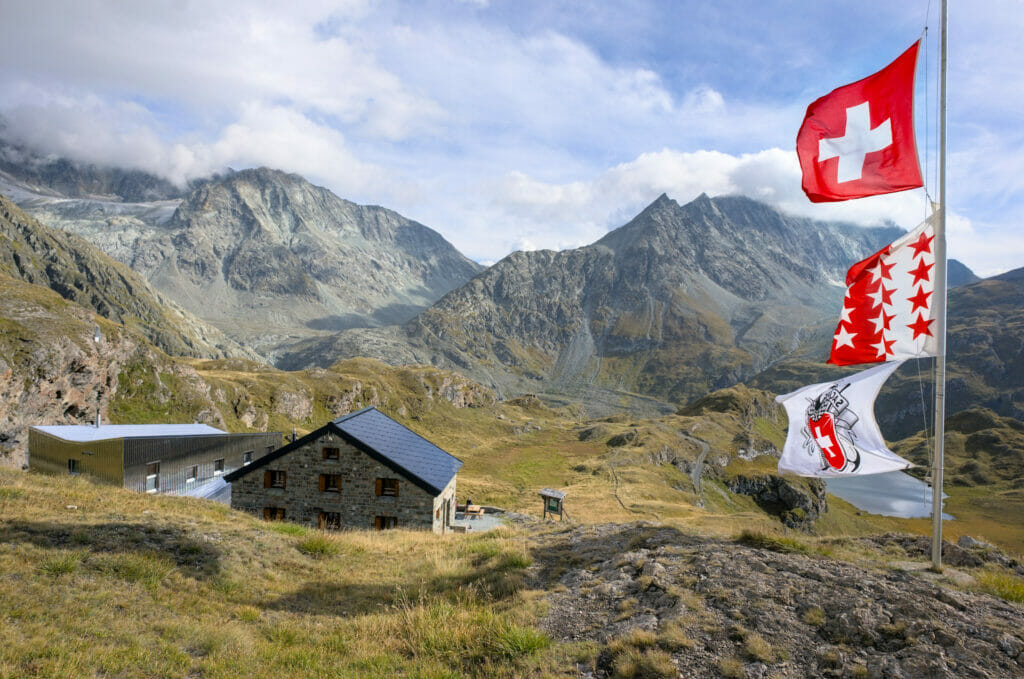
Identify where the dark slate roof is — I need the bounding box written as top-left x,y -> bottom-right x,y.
225,407 -> 462,496
332,407 -> 462,495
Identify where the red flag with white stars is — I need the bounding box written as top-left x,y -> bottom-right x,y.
828,213 -> 939,365
797,41 -> 923,203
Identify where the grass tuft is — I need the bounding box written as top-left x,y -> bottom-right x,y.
93,550 -> 174,588
296,533 -> 340,558
737,529 -> 811,555
975,569 -> 1024,603
269,522 -> 309,537
38,551 -> 83,576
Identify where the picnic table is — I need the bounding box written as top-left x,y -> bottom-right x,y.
465,504 -> 484,519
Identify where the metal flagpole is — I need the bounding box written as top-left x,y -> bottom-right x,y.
930,0 -> 949,571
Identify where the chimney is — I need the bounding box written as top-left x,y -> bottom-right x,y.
96,411 -> 102,428
291,428 -> 297,443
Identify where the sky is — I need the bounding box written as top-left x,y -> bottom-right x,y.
0,0 -> 1020,276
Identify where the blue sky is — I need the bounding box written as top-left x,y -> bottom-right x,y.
1,0 -> 1020,275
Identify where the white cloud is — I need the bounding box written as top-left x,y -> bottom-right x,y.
0,1 -> 1019,279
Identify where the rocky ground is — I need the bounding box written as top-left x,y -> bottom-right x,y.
528,523 -> 1024,678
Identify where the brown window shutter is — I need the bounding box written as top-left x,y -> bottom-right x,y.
375,478 -> 383,496
319,475 -> 326,492
263,508 -> 271,520
281,471 -> 286,489
374,516 -> 381,530
264,471 -> 271,488
318,512 -> 325,529
394,481 -> 399,498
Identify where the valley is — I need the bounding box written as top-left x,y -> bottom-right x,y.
0,147 -> 1022,678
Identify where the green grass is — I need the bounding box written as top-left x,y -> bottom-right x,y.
296,534 -> 341,558
975,569 -> 1024,603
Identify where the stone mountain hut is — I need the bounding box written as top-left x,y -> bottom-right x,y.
225,406 -> 462,534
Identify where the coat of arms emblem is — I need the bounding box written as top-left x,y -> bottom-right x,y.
802,381 -> 861,472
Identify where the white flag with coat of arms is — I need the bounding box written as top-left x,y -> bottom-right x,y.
775,361 -> 913,477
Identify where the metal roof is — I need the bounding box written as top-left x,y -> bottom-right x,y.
332,407 -> 462,495
225,407 -> 462,495
31,424 -> 226,443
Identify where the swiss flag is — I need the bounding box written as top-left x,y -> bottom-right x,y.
797,41 -> 923,203
828,212 -> 939,366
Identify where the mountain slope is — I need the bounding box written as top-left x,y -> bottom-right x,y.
280,194 -> 905,411
0,195 -> 255,361
5,160 -> 484,360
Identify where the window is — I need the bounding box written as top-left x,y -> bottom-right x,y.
264,470 -> 286,489
318,511 -> 342,530
319,473 -> 342,493
68,458 -> 79,474
243,451 -> 254,465
376,478 -> 399,497
145,461 -> 160,493
186,465 -> 198,483
374,516 -> 398,530
214,458 -> 225,475
263,507 -> 285,521
322,446 -> 340,461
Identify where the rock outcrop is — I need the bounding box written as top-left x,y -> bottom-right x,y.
532,523 -> 1024,679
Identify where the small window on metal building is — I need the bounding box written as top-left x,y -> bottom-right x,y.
322,446 -> 340,461
319,473 -> 342,493
243,451 -> 254,465
67,459 -> 79,475
374,516 -> 398,530
263,507 -> 285,521
264,470 -> 286,489
375,478 -> 399,497
186,465 -> 198,483
214,459 -> 225,475
145,461 -> 160,493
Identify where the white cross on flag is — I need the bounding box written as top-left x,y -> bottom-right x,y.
797,41 -> 923,202
829,212 -> 939,366
776,361 -> 912,477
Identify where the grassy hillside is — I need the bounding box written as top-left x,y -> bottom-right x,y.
3,461 -> 1024,678
0,194 -> 253,360
0,467 -> 559,678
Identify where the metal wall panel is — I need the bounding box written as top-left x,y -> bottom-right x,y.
27,429 -> 125,485
124,433 -> 281,495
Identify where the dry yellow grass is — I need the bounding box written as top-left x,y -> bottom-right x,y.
0,468 -> 559,678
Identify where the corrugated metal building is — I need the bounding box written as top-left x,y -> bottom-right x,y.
29,424 -> 282,499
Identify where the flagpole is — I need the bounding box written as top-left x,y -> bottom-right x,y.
930,0 -> 949,571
